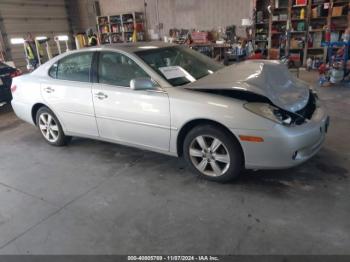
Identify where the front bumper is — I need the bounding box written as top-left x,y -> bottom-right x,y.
234,106 -> 329,170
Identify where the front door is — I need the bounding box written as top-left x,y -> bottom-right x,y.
92,51 -> 170,152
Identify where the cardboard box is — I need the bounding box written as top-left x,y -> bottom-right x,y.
332,6 -> 344,17
290,39 -> 300,49
269,48 -> 280,59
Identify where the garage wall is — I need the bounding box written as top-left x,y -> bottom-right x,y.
66,0 -> 98,34
0,0 -> 71,70
99,0 -> 254,38
0,0 -> 254,70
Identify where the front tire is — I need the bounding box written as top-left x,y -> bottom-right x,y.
36,107 -> 71,146
183,125 -> 243,182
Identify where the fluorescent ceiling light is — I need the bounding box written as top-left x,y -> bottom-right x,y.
138,46 -> 158,49
35,36 -> 47,41
10,38 -> 24,44
56,35 -> 69,41
242,18 -> 253,26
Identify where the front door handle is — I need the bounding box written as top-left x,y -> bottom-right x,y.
44,87 -> 55,93
95,92 -> 108,100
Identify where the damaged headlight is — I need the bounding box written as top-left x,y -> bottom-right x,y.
244,103 -> 292,126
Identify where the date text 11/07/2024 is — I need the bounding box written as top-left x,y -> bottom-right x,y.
127,255 -> 220,261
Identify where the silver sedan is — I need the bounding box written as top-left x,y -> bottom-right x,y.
11,42 -> 329,182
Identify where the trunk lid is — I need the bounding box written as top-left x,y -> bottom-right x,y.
186,60 -> 310,112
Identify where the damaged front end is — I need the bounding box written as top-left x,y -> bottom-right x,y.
186,88 -> 318,126
184,60 -> 318,127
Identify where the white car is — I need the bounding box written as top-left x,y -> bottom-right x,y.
11,42 -> 329,182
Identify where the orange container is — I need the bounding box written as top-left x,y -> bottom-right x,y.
332,6 -> 344,17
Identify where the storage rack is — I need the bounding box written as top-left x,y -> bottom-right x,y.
253,0 -> 271,57
253,0 -> 350,66
97,12 -> 146,44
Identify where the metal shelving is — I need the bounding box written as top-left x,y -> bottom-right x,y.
254,0 -> 350,65
96,12 -> 146,44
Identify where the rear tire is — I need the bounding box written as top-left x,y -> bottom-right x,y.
183,125 -> 243,182
36,107 -> 71,146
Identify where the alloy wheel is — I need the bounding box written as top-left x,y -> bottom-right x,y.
189,135 -> 230,177
38,113 -> 60,143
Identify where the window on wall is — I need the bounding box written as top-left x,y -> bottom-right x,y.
98,51 -> 149,87
49,52 -> 93,82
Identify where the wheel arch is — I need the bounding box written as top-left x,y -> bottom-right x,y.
31,103 -> 48,125
176,119 -> 245,163
31,103 -> 65,129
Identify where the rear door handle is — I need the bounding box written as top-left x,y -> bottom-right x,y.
95,92 -> 108,100
44,87 -> 55,93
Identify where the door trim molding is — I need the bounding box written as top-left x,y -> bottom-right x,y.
96,115 -> 173,130
62,110 -> 95,117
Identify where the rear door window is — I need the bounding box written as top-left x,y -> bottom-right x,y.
50,52 -> 93,82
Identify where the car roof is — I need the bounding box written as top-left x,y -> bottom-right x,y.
87,41 -> 177,53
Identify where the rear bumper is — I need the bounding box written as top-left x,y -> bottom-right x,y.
11,100 -> 35,125
234,106 -> 329,170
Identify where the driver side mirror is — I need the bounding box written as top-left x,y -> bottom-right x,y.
130,78 -> 159,91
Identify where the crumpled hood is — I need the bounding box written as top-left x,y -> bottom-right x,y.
186,60 -> 310,112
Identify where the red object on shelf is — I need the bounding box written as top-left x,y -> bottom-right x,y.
135,23 -> 144,31
295,0 -> 307,6
248,52 -> 264,60
325,30 -> 331,42
289,53 -> 301,62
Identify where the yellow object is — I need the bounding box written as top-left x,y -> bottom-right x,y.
75,33 -> 87,49
88,35 -> 97,46
132,29 -> 137,43
34,40 -> 45,56
25,43 -> 35,60
300,8 -> 305,19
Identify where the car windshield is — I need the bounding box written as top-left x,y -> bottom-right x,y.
135,46 -> 224,86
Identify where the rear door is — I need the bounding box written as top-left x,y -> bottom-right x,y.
91,51 -> 171,152
41,51 -> 99,137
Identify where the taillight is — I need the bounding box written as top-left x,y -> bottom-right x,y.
10,70 -> 22,78
10,84 -> 17,93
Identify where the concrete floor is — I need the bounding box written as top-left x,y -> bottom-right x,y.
0,71 -> 349,254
